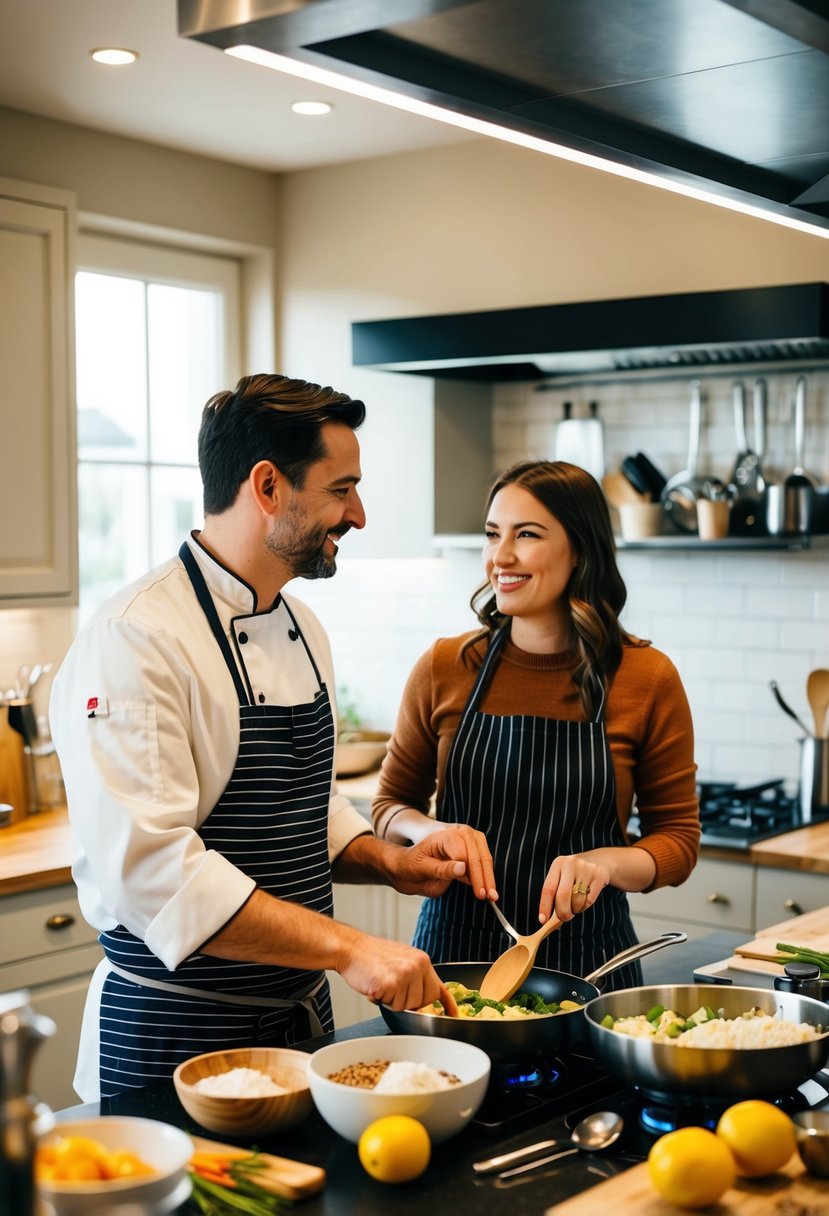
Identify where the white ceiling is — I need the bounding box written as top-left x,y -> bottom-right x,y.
0,0 -> 473,172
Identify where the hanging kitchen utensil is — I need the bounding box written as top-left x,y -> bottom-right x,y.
775,376 -> 815,536
728,377 -> 767,535
661,379 -> 706,533
807,669 -> 829,739
621,452 -> 667,501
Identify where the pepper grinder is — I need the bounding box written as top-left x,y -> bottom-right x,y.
0,990 -> 55,1216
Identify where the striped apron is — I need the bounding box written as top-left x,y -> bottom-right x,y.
413,625 -> 642,991
97,543 -> 335,1098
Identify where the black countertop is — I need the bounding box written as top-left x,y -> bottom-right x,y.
56,932 -> 747,1215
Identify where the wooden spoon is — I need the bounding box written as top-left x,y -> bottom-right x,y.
807,669 -> 829,739
478,914 -> 563,1003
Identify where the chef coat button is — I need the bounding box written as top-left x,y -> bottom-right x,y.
288,628 -> 299,641
258,693 -> 265,703
238,632 -> 248,644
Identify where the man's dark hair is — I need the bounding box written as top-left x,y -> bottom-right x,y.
198,373 -> 366,514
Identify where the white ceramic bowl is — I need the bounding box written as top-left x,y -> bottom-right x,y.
173,1045 -> 313,1136
37,1115 -> 193,1215
307,1034 -> 490,1144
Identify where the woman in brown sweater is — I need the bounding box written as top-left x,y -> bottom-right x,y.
372,460 -> 699,988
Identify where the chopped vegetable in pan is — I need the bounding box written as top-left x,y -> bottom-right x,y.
601,1004 -> 826,1047
418,982 -> 583,1019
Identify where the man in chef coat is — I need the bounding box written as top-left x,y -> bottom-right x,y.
50,373 -> 494,1101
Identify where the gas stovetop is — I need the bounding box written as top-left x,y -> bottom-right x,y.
630,778 -> 829,851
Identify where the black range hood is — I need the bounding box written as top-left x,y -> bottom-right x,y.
179,0 -> 829,235
350,282 -> 829,381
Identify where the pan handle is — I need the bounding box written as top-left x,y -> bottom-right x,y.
584,931 -> 687,986
753,377 -> 767,460
687,380 -> 702,477
732,381 -> 747,452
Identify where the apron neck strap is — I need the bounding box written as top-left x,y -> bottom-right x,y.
179,542 -> 249,707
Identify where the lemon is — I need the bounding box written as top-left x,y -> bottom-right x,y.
716,1099 -> 796,1178
357,1115 -> 431,1184
648,1126 -> 735,1208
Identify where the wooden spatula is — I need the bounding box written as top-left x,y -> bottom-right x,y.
478,915 -> 563,1003
807,668 -> 829,738
190,1135 -> 325,1200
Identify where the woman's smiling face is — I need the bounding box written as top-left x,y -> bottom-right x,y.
484,483 -> 578,629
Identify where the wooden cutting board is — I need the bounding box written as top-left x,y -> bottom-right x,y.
190,1135 -> 325,1200
734,906 -> 829,966
547,1155 -> 829,1214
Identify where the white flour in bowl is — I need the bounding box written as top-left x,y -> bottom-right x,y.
373,1061 -> 460,1094
192,1067 -> 289,1097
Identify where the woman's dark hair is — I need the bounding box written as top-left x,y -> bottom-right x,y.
198,373 -> 366,514
468,460 -> 643,719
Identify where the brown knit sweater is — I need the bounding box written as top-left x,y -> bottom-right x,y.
372,632 -> 700,890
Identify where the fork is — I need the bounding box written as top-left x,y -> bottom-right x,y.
488,899 -> 520,942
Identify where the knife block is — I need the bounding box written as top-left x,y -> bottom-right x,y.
0,706 -> 31,822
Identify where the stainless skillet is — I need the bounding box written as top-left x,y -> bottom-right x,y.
584,983 -> 829,1098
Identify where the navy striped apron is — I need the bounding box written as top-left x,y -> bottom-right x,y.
97,544 -> 335,1098
413,626 -> 642,992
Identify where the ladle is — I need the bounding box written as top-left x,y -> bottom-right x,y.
807,669 -> 829,740
478,912 -> 564,1002
473,1110 -> 624,1177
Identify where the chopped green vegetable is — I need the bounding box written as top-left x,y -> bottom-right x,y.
775,943 -> 829,976
600,1013 -> 614,1029
646,1004 -> 664,1023
665,1022 -> 682,1038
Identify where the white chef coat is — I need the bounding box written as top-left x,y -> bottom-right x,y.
50,534 -> 372,1098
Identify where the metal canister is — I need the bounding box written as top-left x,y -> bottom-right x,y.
774,962 -> 829,1002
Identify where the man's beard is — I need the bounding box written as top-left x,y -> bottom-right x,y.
265,500 -> 344,580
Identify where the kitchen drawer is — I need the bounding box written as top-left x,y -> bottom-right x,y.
0,884 -> 98,967
755,867 -> 829,927
627,858 -> 754,934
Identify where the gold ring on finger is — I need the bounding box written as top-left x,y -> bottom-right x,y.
573,880 -> 588,895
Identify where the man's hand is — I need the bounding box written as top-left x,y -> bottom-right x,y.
389,826 -> 498,901
337,934 -> 458,1015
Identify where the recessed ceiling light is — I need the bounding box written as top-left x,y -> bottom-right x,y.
91,48 -> 138,66
291,101 -> 332,116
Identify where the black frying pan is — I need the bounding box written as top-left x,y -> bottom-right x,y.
378,932 -> 685,1063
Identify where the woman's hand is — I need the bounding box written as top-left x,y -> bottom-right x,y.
538,853 -> 610,924
390,826 -> 498,900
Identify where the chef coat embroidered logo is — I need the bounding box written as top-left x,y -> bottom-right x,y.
86,695 -> 109,718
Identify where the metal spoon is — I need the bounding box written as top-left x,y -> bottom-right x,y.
770,679 -> 812,736
473,1110 -> 624,1177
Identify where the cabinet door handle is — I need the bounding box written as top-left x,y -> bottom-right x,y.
707,893 -> 731,906
784,899 -> 804,916
45,913 -> 75,931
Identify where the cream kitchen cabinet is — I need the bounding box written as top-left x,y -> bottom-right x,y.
755,867 -> 829,927
0,884 -> 101,1110
329,884 -> 423,1027
628,857 -> 755,944
0,176 -> 77,604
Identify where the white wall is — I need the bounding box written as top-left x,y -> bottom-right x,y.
280,139 -> 829,789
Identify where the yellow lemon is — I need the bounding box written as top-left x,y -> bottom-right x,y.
716,1099 -> 796,1178
357,1115 -> 431,1184
648,1126 -> 736,1208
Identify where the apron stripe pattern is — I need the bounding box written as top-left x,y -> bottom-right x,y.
97,543 -> 336,1097
413,626 -> 642,992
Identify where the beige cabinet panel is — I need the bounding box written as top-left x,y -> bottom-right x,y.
0,178 -> 76,603
627,858 -> 754,934
0,883 -> 101,1110
755,867 -> 829,928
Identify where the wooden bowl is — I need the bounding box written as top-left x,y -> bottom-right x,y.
173,1046 -> 312,1136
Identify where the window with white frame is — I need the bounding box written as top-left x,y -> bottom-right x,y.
74,233 -> 241,620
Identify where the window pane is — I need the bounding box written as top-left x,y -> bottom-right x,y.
148,284 -> 223,464
78,464 -> 149,622
150,465 -> 204,566
75,272 -> 148,461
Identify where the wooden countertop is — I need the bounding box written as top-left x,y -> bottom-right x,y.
4,779 -> 829,899
0,804 -> 73,896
